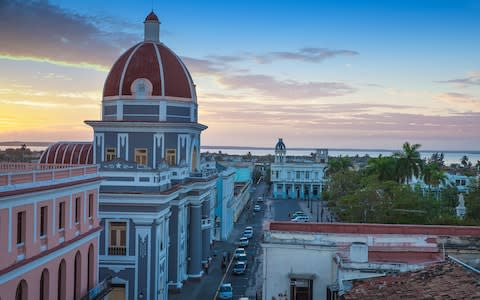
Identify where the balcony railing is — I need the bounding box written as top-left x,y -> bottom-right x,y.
81,276 -> 113,300
201,218 -> 212,229
108,246 -> 127,256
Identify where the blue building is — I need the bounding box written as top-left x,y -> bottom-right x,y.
271,138 -> 328,200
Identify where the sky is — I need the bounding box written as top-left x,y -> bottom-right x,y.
0,0 -> 479,151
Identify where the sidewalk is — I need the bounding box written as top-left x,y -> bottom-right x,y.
298,199 -> 336,222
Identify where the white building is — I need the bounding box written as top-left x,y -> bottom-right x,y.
271,138 -> 328,200
261,222 -> 480,300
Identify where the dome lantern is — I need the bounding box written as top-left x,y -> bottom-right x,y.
144,11 -> 160,42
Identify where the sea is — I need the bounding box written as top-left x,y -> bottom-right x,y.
1,145 -> 479,167
201,147 -> 480,166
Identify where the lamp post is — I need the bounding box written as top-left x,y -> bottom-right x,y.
317,199 -> 320,222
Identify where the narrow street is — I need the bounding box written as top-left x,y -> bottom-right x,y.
171,181 -> 335,299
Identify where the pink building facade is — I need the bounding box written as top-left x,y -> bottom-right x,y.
0,163 -> 102,300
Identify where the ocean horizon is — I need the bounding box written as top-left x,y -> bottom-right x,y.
1,144 -> 479,166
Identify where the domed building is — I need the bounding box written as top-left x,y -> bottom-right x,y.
271,138 -> 328,201
83,12 -> 217,300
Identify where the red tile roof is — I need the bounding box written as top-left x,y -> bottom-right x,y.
267,222 -> 480,236
344,260 -> 480,299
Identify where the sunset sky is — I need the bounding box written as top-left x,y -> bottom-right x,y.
0,0 -> 479,150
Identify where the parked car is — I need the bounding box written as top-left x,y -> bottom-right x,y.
234,247 -> 246,258
245,226 -> 253,231
291,215 -> 310,222
232,261 -> 247,275
239,237 -> 249,247
254,204 -> 261,212
219,283 -> 233,299
257,196 -> 264,202
243,229 -> 253,239
292,211 -> 306,218
236,253 -> 248,265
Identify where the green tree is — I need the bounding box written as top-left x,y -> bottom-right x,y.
327,156 -> 353,175
422,162 -> 446,200
395,142 -> 424,184
461,155 -> 470,168
366,155 -> 398,182
465,179 -> 480,223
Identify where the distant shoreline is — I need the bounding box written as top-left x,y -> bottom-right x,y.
0,141 -> 478,154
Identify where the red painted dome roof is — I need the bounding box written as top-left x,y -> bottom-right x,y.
39,142 -> 93,165
103,42 -> 194,99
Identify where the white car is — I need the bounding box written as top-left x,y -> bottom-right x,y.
257,196 -> 264,202
234,247 -> 246,258
254,205 -> 261,212
291,215 -> 309,222
243,229 -> 253,239
239,237 -> 249,247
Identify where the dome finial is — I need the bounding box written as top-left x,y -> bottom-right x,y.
144,11 -> 160,42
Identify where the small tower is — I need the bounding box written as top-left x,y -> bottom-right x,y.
316,149 -> 328,163
144,11 -> 160,42
275,138 -> 286,164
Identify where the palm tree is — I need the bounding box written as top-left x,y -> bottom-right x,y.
422,162 -> 446,199
327,156 -> 352,175
395,142 -> 424,184
461,155 -> 469,168
366,155 -> 397,182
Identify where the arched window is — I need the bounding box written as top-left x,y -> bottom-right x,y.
40,268 -> 49,300
88,244 -> 95,290
15,280 -> 28,300
74,251 -> 82,299
58,259 -> 66,300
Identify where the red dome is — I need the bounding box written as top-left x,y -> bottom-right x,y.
39,142 -> 93,165
103,42 -> 194,99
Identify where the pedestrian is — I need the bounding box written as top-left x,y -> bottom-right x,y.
204,262 -> 209,274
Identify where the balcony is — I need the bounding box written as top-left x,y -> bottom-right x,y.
108,246 -> 127,256
201,218 -> 212,229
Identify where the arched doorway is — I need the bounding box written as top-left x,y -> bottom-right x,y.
191,146 -> 197,172
87,244 -> 95,290
15,280 -> 28,300
40,268 -> 49,300
74,251 -> 82,299
57,259 -> 66,300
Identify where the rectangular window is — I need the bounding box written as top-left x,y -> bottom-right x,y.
135,148 -> 148,165
58,202 -> 65,230
75,197 -> 80,223
306,172 -> 310,179
109,222 -> 127,256
166,149 -> 176,166
296,171 -> 300,179
106,148 -> 116,161
88,194 -> 94,218
16,211 -> 26,245
40,206 -> 47,237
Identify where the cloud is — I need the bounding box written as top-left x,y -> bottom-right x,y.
254,47 -> 359,64
0,0 -> 136,71
217,74 -> 355,99
435,72 -> 480,87
435,92 -> 480,109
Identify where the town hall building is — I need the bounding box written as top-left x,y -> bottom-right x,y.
271,138 -> 328,200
